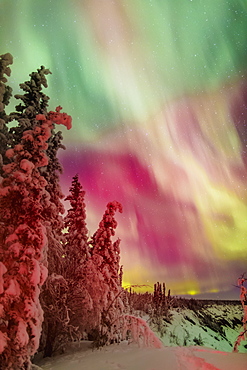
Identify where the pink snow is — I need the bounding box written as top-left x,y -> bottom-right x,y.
0,331 -> 8,354
20,159 -> 35,173
0,262 -> 7,294
9,242 -> 22,257
5,148 -> 15,158
16,319 -> 29,347
24,299 -> 38,319
0,185 -> 10,196
30,259 -> 41,285
2,162 -> 17,174
5,278 -> 21,297
5,233 -> 18,244
39,265 -> 48,286
13,170 -> 28,182
47,106 -> 72,130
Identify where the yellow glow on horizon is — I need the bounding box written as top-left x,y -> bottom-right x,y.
187,290 -> 199,296
209,288 -> 219,294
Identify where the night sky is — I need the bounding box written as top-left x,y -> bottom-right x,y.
1,0 -> 247,298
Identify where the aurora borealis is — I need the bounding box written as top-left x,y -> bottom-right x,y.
1,0 -> 247,298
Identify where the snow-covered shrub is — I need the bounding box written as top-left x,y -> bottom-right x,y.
121,314 -> 163,349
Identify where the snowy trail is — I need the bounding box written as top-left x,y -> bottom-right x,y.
35,341 -> 247,370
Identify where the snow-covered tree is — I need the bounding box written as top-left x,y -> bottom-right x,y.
0,55 -> 72,366
90,201 -> 124,346
38,108 -> 72,358
60,174 -> 91,339
64,174 -> 89,276
0,59 -> 72,358
37,117 -> 73,356
91,201 -> 123,279
0,107 -> 70,369
40,106 -> 71,277
62,179 -> 116,342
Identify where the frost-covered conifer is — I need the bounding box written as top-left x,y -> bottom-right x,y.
0,107 -> 70,369
91,201 -> 124,345
38,109 -> 71,357
64,174 -> 89,276
33,109 -> 72,358
38,151 -> 68,356
40,127 -> 66,275
91,201 -> 123,277
61,174 -> 91,337
0,56 -> 72,367
0,61 -> 72,358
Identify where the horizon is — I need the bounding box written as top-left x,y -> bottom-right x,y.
121,283 -> 243,301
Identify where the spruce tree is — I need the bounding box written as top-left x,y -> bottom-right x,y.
38,112 -> 71,357
36,108 -> 72,358
0,57 -> 72,365
64,174 -> 89,276
5,58 -> 72,357
91,201 -> 124,345
0,108 -> 59,369
62,174 -> 91,338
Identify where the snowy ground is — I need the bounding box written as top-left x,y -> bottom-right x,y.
34,302 -> 247,369
34,340 -> 247,370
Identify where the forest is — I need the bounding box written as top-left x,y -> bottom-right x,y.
0,53 -> 165,369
